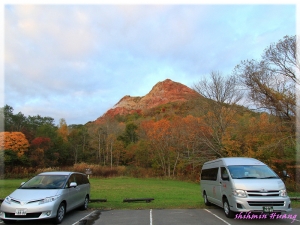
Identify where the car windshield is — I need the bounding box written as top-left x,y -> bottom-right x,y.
227,165 -> 279,179
20,175 -> 68,189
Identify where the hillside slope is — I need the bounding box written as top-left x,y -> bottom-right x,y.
94,79 -> 202,123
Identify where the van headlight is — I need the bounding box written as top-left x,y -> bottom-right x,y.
279,189 -> 287,197
39,196 -> 59,205
233,189 -> 247,198
4,196 -> 11,204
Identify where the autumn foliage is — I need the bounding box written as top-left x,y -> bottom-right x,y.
0,132 -> 30,157
0,101 -> 296,186
0,35 -> 297,190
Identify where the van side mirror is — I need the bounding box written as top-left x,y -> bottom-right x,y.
69,182 -> 77,188
222,173 -> 229,180
282,170 -> 290,178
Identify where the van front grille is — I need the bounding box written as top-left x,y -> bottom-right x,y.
246,190 -> 279,197
247,201 -> 284,206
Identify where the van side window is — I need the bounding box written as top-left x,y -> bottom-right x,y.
221,167 -> 229,180
201,168 -> 219,180
76,174 -> 85,185
81,174 -> 90,184
67,174 -> 76,188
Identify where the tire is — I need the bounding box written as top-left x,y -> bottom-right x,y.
223,198 -> 235,218
54,202 -> 66,224
80,195 -> 89,210
203,192 -> 211,206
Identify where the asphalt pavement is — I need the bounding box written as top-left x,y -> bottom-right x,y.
1,208 -> 300,225
92,208 -> 300,225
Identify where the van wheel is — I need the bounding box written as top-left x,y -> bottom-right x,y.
80,195 -> 89,210
223,198 -> 235,218
203,192 -> 211,206
54,202 -> 65,224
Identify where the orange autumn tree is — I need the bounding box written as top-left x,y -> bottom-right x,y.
222,113 -> 294,163
141,119 -> 172,176
141,115 -> 213,177
57,118 -> 68,142
0,132 -> 30,157
202,106 -> 238,157
180,115 -> 214,171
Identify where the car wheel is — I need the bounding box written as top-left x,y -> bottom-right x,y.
203,192 -> 211,206
223,198 -> 235,218
54,202 -> 66,224
80,195 -> 89,210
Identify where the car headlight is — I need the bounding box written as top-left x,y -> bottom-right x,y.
233,189 -> 247,198
279,189 -> 287,197
39,196 -> 59,205
4,196 -> 11,204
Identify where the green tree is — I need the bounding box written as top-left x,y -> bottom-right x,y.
0,105 -> 14,131
118,123 -> 138,147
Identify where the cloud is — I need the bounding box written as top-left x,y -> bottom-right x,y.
4,4 -> 296,124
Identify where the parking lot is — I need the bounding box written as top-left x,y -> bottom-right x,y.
90,208 -> 300,225
2,208 -> 300,225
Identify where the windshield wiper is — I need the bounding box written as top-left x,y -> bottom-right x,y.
236,176 -> 258,179
20,186 -> 42,189
260,176 -> 278,179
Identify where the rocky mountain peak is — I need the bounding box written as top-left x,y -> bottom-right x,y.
94,79 -> 201,123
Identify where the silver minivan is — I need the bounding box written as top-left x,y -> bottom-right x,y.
200,157 -> 291,218
0,171 -> 90,224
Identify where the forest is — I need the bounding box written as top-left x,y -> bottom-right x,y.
0,35 -> 298,189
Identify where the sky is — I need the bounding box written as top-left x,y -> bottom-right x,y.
1,1 -> 297,125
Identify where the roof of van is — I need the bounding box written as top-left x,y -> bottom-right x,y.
203,157 -> 265,166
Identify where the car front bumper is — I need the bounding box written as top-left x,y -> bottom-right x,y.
0,200 -> 59,221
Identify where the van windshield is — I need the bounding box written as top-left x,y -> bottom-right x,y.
20,175 -> 68,189
227,165 -> 279,179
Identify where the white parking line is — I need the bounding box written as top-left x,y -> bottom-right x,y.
204,209 -> 231,225
71,210 -> 97,225
150,209 -> 153,225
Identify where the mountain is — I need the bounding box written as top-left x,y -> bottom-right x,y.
94,79 -> 202,124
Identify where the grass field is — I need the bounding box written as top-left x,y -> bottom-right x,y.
0,177 -> 299,209
0,177 -> 203,210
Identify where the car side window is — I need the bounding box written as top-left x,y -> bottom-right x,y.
75,174 -> 83,185
82,174 -> 89,184
67,174 -> 76,188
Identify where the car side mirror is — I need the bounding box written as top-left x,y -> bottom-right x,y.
69,182 -> 77,188
282,170 -> 290,178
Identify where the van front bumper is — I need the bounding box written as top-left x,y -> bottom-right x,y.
230,196 -> 292,213
0,200 -> 59,221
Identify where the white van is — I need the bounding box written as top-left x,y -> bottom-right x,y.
200,157 -> 291,218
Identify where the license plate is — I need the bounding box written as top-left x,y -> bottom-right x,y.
263,206 -> 273,213
15,209 -> 27,215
